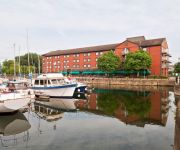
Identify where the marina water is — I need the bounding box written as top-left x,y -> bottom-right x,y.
0,86 -> 177,150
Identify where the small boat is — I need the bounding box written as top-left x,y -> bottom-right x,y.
0,92 -> 31,113
7,80 -> 34,98
31,73 -> 77,98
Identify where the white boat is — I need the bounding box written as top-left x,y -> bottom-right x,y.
31,73 -> 77,98
7,80 -> 34,98
0,92 -> 31,113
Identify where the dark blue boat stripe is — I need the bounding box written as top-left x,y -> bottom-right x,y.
32,84 -> 77,90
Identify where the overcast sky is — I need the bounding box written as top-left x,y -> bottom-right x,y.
0,0 -> 179,63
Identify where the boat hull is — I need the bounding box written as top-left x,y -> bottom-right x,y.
0,98 -> 30,113
32,84 -> 77,98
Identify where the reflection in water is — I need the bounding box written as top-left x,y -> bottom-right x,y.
174,95 -> 180,150
0,87 -> 175,150
0,111 -> 31,148
33,98 -> 77,122
76,88 -> 170,127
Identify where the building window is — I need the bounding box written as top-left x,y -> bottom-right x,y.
87,58 -> 91,62
122,48 -> 129,55
143,48 -> 147,51
84,59 -> 87,62
64,55 -> 69,58
73,54 -> 79,57
100,52 -> 103,55
88,53 -> 90,56
88,64 -> 91,68
73,59 -> 79,62
84,64 -> 87,68
96,52 -> 99,56
96,58 -> 98,62
84,53 -> 87,56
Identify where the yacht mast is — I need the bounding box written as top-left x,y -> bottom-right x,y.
38,55 -> 41,75
13,43 -> 16,78
19,46 -> 21,77
26,29 -> 30,75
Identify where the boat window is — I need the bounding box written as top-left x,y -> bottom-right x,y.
51,79 -> 58,84
48,80 -> 51,85
40,80 -> 44,85
35,80 -> 39,85
44,80 -> 47,85
58,79 -> 64,84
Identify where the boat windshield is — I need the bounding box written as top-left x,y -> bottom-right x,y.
51,79 -> 58,85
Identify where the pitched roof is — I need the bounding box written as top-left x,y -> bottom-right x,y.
140,38 -> 165,47
127,36 -> 145,43
42,36 -> 166,57
43,43 -> 120,56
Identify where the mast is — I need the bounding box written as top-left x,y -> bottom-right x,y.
19,46 -> 21,77
38,55 -> 40,75
13,43 -> 16,78
26,29 -> 30,75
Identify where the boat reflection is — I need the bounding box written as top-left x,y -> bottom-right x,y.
33,98 -> 77,122
75,88 -> 170,127
0,111 -> 31,148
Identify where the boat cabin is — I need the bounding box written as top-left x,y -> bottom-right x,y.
7,81 -> 29,92
34,78 -> 70,87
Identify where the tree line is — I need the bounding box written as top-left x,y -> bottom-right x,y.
97,50 -> 152,76
1,53 -> 42,75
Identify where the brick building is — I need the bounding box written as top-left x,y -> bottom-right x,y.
42,36 -> 171,76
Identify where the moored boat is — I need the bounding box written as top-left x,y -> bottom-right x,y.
0,92 -> 31,113
31,73 -> 77,98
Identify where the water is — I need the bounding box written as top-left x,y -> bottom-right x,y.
0,86 -> 178,150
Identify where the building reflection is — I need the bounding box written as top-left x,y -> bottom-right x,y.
174,95 -> 180,150
75,88 -> 170,127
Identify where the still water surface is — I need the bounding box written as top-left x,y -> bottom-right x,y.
0,86 -> 178,150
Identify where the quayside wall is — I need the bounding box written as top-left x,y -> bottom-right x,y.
76,77 -> 175,86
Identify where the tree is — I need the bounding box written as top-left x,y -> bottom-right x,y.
15,53 -> 42,73
97,51 -> 121,73
2,53 -> 41,75
174,62 -> 180,73
124,50 -> 152,76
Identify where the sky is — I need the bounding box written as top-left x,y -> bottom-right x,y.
0,0 -> 179,63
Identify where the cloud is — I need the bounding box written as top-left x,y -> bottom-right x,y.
0,0 -> 179,63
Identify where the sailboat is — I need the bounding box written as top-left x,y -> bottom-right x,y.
0,44 -> 31,113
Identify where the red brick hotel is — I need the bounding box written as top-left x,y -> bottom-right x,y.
42,36 -> 171,76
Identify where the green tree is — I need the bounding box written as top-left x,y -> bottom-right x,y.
97,51 -> 121,73
174,62 -> 180,73
15,53 -> 42,73
2,52 -> 41,75
124,50 -> 152,76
